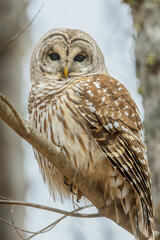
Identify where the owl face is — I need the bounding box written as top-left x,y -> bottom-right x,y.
31,29 -> 107,81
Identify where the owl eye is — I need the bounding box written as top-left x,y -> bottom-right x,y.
48,52 -> 60,61
74,54 -> 86,62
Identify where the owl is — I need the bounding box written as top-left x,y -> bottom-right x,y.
28,28 -> 154,240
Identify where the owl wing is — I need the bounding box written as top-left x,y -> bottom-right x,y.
72,74 -> 153,219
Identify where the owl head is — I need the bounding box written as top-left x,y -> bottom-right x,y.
31,28 -> 107,81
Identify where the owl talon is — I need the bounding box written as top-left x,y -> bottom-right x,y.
64,178 -> 79,195
64,177 -> 71,187
64,179 -> 82,201
70,183 -> 77,195
77,189 -> 82,202
70,183 -> 83,202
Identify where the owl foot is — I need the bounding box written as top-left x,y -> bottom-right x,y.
70,183 -> 83,202
63,177 -> 83,202
64,177 -> 71,187
77,189 -> 83,202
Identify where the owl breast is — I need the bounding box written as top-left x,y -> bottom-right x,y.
28,75 -> 154,239
28,79 -> 106,198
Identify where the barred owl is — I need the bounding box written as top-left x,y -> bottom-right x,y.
28,28 -> 154,240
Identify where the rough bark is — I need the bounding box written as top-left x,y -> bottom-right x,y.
123,0 -> 160,233
0,1 -> 30,239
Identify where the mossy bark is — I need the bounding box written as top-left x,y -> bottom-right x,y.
123,0 -> 160,231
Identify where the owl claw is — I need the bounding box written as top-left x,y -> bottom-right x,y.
64,178 -> 79,195
64,177 -> 71,187
77,189 -> 83,202
70,183 -> 77,195
70,185 -> 83,202
64,179 -> 82,202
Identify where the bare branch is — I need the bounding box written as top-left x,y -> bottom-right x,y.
0,217 -> 36,235
10,206 -> 25,240
0,200 -> 92,240
26,216 -> 66,240
26,204 -> 92,240
0,200 -> 99,218
0,93 -> 140,237
0,3 -> 44,54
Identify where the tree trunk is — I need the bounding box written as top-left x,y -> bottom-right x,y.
0,1 -> 30,239
123,0 -> 160,231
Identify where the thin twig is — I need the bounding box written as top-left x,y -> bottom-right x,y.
26,204 -> 91,240
0,217 -> 36,235
0,200 -> 100,218
10,206 -> 25,240
26,215 -> 66,240
0,202 -> 93,240
0,195 -> 9,200
0,3 -> 44,54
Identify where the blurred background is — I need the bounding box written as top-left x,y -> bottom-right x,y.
1,0 -> 159,240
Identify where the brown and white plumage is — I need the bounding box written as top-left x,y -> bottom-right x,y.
28,28 -> 154,239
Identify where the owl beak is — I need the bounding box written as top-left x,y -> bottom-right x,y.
64,65 -> 68,78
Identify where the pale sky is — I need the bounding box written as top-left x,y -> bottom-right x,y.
22,0 -> 141,239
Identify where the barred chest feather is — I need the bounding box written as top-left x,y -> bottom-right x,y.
28,75 -> 154,239
28,77 -> 108,198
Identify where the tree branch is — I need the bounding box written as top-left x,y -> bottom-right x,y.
0,3 -> 44,54
0,200 -> 99,218
25,204 -> 94,240
0,201 -> 92,240
123,0 -> 160,235
0,93 -> 150,239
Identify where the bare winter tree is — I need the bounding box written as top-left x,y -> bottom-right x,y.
0,0 -> 30,239
123,0 -> 160,230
